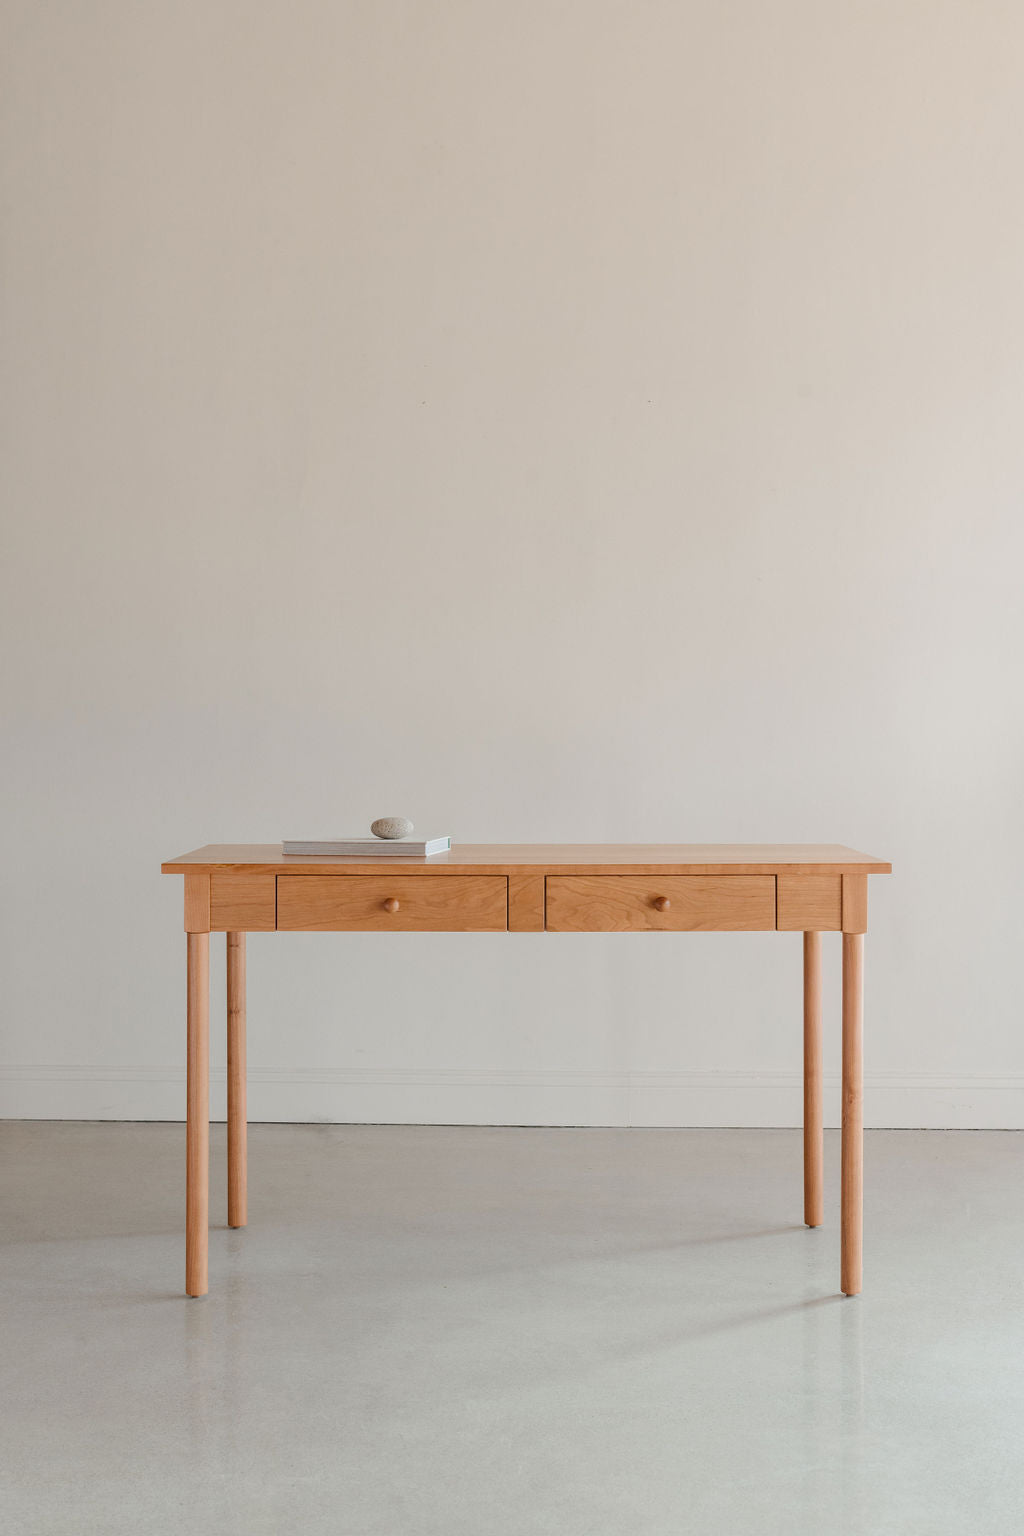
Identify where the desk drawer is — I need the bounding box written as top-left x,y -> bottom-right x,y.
545,875 -> 776,932
276,875 -> 508,932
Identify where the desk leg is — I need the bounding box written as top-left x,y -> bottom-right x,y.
803,933 -> 823,1227
186,932 -> 209,1297
841,933 -> 864,1296
227,932 -> 247,1229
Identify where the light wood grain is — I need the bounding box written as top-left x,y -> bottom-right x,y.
277,875 -> 508,932
227,932 -> 247,1229
803,932 -> 823,1227
164,843 -> 892,876
842,874 -> 868,933
508,872 -> 545,932
545,876 -> 776,932
168,838 -> 889,1297
841,932 -> 864,1296
211,874 -> 275,932
778,876 -> 841,932
186,932 -> 209,1297
184,873 -> 210,933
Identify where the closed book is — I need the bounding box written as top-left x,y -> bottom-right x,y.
282,837 -> 451,857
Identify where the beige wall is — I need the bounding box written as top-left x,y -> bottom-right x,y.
3,2 -> 1023,1126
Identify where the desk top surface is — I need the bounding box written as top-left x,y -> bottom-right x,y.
163,844 -> 891,876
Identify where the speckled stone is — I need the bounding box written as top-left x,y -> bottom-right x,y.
370,816 -> 414,840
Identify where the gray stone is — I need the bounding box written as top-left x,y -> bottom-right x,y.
371,816 -> 414,840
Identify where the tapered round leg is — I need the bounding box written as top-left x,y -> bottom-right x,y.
841,933 -> 864,1296
186,932 -> 210,1297
227,932 -> 247,1229
803,932 -> 823,1227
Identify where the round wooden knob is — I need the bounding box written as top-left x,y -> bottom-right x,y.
383,897 -> 400,913
652,895 -> 671,912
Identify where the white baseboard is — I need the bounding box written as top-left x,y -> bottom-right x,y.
1,1065 -> 1023,1128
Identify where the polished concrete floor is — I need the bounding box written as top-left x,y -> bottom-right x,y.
2,1123 -> 1023,1534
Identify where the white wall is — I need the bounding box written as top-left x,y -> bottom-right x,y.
3,1 -> 1023,1128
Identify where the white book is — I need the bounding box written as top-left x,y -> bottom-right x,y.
282,837 -> 451,857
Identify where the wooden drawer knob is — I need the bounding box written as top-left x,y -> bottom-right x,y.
652,895 -> 671,912
383,897 -> 400,913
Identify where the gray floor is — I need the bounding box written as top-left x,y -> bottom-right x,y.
3,1124 -> 1023,1535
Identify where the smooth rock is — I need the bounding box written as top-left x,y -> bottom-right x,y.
371,816 -> 414,840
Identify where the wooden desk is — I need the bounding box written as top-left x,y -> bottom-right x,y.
162,844 -> 891,1299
